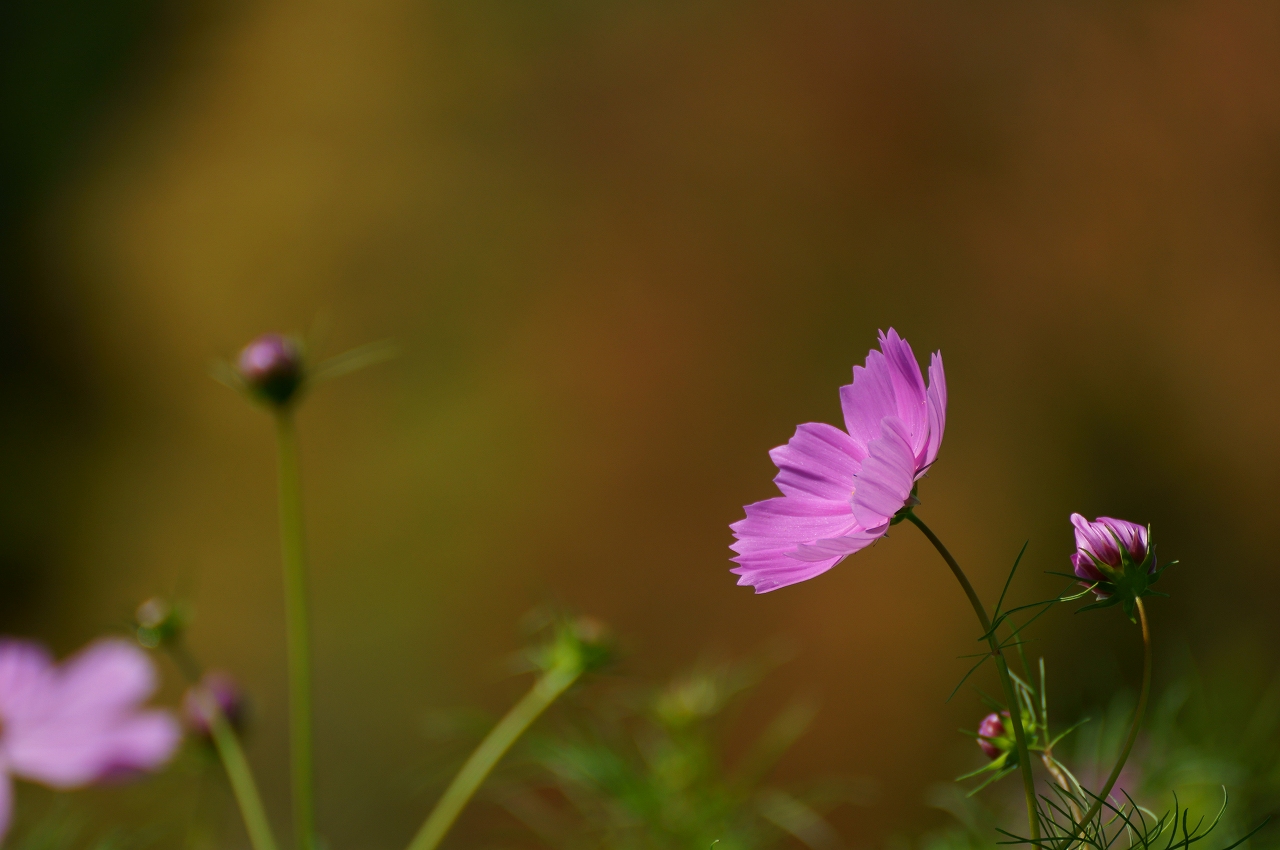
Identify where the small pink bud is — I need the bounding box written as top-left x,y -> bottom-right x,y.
237,334 -> 303,405
977,711 -> 1010,760
183,671 -> 246,736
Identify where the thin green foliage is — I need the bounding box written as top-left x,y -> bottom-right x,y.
946,543 -> 1079,705
996,786 -> 1268,850
946,664 -> 1277,850
494,656 -> 855,850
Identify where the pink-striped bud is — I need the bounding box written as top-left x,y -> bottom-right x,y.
977,711 -> 1011,760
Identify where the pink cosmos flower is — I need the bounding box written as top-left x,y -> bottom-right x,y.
1069,513 -> 1150,594
730,329 -> 946,592
0,638 -> 181,839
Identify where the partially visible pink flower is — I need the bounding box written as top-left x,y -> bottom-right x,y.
730,329 -> 946,592
0,638 -> 181,840
1070,514 -> 1150,592
977,711 -> 1010,760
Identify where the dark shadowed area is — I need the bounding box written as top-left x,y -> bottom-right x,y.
5,0 -> 1280,845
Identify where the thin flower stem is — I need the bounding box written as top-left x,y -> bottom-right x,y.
1059,596 -> 1152,847
167,644 -> 280,850
275,410 -> 316,850
208,703 -> 282,850
405,665 -> 581,850
904,511 -> 1040,843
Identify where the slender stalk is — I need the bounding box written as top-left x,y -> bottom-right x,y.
1038,659 -> 1082,821
405,666 -> 580,850
1040,754 -> 1071,794
1060,597 -> 1152,846
1041,754 -> 1083,824
208,702 -> 282,850
904,511 -> 1040,842
275,410 -> 316,850
168,644 -> 281,850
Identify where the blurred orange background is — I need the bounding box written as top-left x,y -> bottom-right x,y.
5,0 -> 1280,845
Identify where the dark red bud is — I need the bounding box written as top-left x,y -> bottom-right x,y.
977,711 -> 1010,760
184,671 -> 246,736
237,334 -> 303,405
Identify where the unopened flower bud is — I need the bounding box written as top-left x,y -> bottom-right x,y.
534,615 -> 614,676
1069,513 -> 1165,617
183,671 -> 246,736
134,597 -> 187,649
655,673 -> 721,728
1070,514 -> 1148,580
237,334 -> 304,406
977,711 -> 1011,760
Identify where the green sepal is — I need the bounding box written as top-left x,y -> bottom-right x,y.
965,765 -> 1019,797
889,487 -> 921,526
1074,594 -> 1121,615
956,750 -> 1013,782
530,615 -> 614,677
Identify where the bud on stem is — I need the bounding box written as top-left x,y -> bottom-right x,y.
237,334 -> 305,407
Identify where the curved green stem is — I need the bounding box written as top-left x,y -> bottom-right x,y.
1061,596 -> 1151,846
167,644 -> 280,850
208,702 -> 282,850
405,666 -> 580,850
275,410 -> 316,850
904,511 -> 1040,843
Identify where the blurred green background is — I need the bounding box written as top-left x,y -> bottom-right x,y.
5,0 -> 1280,846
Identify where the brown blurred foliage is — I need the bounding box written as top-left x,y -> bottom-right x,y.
6,0 -> 1280,845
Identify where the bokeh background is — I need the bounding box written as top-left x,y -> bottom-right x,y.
6,0 -> 1280,845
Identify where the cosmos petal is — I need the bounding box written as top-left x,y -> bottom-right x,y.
0,641 -> 55,726
769,423 -> 865,500
791,529 -> 885,561
1070,512 -> 1122,568
1095,516 -> 1148,564
731,549 -> 846,593
839,351 -> 899,454
922,351 -> 947,471
3,640 -> 179,788
851,417 -> 916,529
878,329 -> 929,457
730,496 -> 858,552
57,639 -> 158,716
